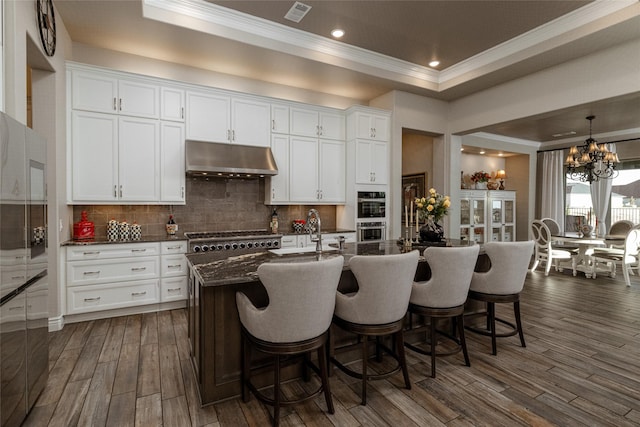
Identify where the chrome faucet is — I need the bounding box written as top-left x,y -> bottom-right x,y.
307,208 -> 322,253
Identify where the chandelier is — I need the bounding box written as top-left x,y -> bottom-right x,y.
565,115 -> 619,183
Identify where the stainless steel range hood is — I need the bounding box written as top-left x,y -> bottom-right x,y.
185,140 -> 278,177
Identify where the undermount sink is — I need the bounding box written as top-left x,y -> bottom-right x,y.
269,245 -> 340,256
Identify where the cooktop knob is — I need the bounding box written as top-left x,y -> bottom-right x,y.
193,246 -> 201,252
231,243 -> 238,249
216,244 -> 224,250
266,241 -> 272,247
272,241 -> 279,247
239,243 -> 246,249
224,243 -> 231,250
201,245 -> 209,252
247,242 -> 253,248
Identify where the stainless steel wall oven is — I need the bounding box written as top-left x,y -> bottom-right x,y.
357,221 -> 386,242
357,191 -> 386,219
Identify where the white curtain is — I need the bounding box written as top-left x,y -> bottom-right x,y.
590,144 -> 616,237
541,151 -> 566,233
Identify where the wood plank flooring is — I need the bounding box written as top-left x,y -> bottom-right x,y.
24,268 -> 640,426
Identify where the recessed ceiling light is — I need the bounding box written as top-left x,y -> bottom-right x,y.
428,60 -> 440,68
498,153 -> 503,157
479,150 -> 486,155
460,148 -> 464,151
331,29 -> 344,38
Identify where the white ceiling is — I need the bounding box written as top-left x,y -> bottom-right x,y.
54,0 -> 640,145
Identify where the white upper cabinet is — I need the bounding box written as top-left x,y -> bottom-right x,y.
185,90 -> 230,143
355,140 -> 388,185
231,97 -> 271,147
290,106 -> 345,140
266,134 -> 290,204
70,111 -> 160,203
346,107 -> 390,142
71,69 -> 159,119
161,87 -> 185,122
318,139 -> 346,202
186,90 -> 270,147
160,122 -> 186,203
271,104 -> 290,134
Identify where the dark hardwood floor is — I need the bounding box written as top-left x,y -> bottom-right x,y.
24,267 -> 640,426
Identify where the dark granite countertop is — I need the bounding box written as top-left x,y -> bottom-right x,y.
62,234 -> 188,246
187,239 -> 476,287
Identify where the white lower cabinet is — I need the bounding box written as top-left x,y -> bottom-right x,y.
66,241 -> 188,315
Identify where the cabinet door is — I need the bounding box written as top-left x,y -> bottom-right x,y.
71,70 -> 118,114
371,114 -> 389,141
318,111 -> 345,140
160,122 -> 185,203
118,79 -> 160,119
186,91 -> 230,142
118,117 -> 159,202
370,141 -> 388,184
355,140 -> 373,184
354,112 -> 374,139
71,111 -> 118,201
268,134 -> 290,203
289,136 -> 318,202
161,87 -> 185,122
319,139 -> 345,203
231,97 -> 270,147
290,107 -> 318,137
271,104 -> 289,134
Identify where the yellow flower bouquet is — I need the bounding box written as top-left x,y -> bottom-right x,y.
415,188 -> 451,224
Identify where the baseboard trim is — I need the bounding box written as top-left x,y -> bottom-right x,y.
62,300 -> 186,325
49,315 -> 65,332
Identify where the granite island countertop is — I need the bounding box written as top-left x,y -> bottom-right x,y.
187,239 -> 477,287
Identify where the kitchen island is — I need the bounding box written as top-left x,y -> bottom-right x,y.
186,240 -> 480,405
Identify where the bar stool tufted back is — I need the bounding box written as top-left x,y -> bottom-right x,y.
467,241 -> 534,355
331,250 -> 419,405
405,245 -> 480,378
236,255 -> 344,426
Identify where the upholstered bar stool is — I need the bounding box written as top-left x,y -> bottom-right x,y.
405,244 -> 480,378
330,251 -> 419,405
236,255 -> 344,426
466,241 -> 534,355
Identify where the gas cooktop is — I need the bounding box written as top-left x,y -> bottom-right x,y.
185,230 -> 282,252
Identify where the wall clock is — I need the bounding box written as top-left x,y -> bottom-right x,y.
36,0 -> 56,57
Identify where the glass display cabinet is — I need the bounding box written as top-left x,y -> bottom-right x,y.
460,190 -> 486,243
489,191 -> 516,242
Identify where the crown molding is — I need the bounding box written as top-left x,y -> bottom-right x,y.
143,0 -> 636,93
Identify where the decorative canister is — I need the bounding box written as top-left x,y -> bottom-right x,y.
107,218 -> 119,241
119,220 -> 130,240
166,215 -> 178,235
73,211 -> 95,240
131,222 -> 142,240
292,219 -> 305,233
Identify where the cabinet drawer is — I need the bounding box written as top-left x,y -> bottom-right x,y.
161,277 -> 188,302
67,279 -> 160,314
67,256 -> 159,286
161,254 -> 187,277
66,243 -> 160,261
161,241 -> 187,254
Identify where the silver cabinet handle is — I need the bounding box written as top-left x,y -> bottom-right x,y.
83,271 -> 100,275
119,185 -> 123,198
272,188 -> 275,199
131,267 -> 147,271
167,264 -> 182,268
119,98 -> 123,111
181,186 -> 184,198
232,130 -> 235,141
167,288 -> 181,292
227,129 -> 230,141
166,245 -> 182,250
371,128 -> 374,138
84,297 -> 101,302
9,306 -> 24,311
83,251 -> 100,255
131,291 -> 147,296
114,185 -> 117,198
181,107 -> 184,119
131,248 -> 147,252
113,98 -> 117,111
271,119 -> 275,130
11,275 -> 25,280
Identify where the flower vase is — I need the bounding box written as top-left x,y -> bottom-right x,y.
419,218 -> 444,243
475,181 -> 487,190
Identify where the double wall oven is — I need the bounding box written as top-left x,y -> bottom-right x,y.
356,191 -> 387,242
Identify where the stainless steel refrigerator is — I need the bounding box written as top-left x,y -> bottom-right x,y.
0,112 -> 49,427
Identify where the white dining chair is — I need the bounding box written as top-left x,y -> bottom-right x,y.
531,220 -> 577,276
590,228 -> 640,287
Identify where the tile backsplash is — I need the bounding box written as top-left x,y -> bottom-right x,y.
72,177 -> 337,238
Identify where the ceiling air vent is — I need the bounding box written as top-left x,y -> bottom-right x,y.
285,1 -> 311,23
